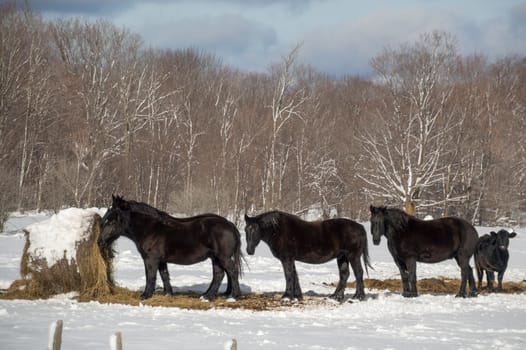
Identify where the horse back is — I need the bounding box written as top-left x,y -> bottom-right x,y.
275,215 -> 366,263
141,214 -> 239,264
400,216 -> 478,262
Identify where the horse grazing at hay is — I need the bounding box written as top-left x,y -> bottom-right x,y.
244,211 -> 372,301
98,195 -> 243,300
369,206 -> 478,298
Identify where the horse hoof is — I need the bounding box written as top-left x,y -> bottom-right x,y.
402,292 -> 418,298
455,293 -> 466,298
352,293 -> 366,301
281,296 -> 301,302
200,295 -> 215,302
330,293 -> 344,302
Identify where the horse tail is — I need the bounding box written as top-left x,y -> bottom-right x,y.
230,222 -> 246,278
361,224 -> 373,277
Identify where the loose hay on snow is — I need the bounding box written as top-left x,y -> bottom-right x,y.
346,278 -> 526,295
3,210 -> 114,300
78,286 -> 324,311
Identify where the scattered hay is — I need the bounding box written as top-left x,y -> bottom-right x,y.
78,286 -> 318,311
347,278 -> 526,295
2,211 -> 114,299
3,277 -> 525,310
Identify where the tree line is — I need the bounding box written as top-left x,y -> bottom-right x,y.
1,3 -> 525,228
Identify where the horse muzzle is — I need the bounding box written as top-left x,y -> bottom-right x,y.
373,237 -> 381,246
246,246 -> 255,255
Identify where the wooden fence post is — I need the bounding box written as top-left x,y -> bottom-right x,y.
110,331 -> 123,350
47,320 -> 63,350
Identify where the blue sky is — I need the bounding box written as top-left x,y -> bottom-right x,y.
26,0 -> 526,76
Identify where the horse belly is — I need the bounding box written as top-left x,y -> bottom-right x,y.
297,250 -> 336,264
165,247 -> 209,265
417,249 -> 452,263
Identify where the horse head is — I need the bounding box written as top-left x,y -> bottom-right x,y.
98,206 -> 129,248
111,194 -> 130,210
369,205 -> 387,245
244,214 -> 262,255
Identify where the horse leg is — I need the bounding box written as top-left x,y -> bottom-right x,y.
158,261 -> 173,295
455,255 -> 476,297
350,254 -> 366,300
404,257 -> 418,298
291,262 -> 302,300
141,257 -> 159,299
281,259 -> 302,300
475,263 -> 484,290
394,258 -> 410,296
222,273 -> 232,297
331,256 -> 349,302
220,257 -> 241,299
202,258 -> 225,301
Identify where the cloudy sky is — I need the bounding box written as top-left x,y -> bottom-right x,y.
27,0 -> 526,76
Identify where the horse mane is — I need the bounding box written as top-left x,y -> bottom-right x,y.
385,207 -> 412,233
254,211 -> 281,235
114,196 -> 173,221
113,196 -> 223,223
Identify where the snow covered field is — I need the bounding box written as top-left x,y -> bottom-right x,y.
1,211 -> 526,349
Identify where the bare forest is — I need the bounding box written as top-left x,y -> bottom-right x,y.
1,4 -> 525,228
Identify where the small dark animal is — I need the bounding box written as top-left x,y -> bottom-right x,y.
474,229 -> 516,292
244,211 -> 372,301
98,195 -> 243,300
369,206 -> 478,298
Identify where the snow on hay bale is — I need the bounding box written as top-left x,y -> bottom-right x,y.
12,208 -> 114,299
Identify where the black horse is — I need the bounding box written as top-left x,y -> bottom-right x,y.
369,206 -> 478,297
244,211 -> 371,301
98,195 -> 243,300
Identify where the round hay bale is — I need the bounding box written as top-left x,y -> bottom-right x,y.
10,208 -> 114,299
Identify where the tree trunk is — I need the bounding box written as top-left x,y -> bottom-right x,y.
404,196 -> 416,216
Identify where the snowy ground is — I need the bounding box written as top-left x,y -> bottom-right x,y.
1,211 -> 526,349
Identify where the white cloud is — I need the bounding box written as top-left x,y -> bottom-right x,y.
33,0 -> 526,76
300,4 -> 526,76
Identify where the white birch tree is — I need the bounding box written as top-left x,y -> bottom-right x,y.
50,19 -> 151,206
263,44 -> 309,209
357,31 -> 460,214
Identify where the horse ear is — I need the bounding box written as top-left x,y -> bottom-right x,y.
244,214 -> 252,222
113,195 -> 129,210
369,205 -> 375,213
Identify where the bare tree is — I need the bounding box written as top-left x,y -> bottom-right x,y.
262,44 -> 309,209
50,19 -> 145,206
208,68 -> 243,214
357,31 -> 460,214
0,4 -> 54,211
